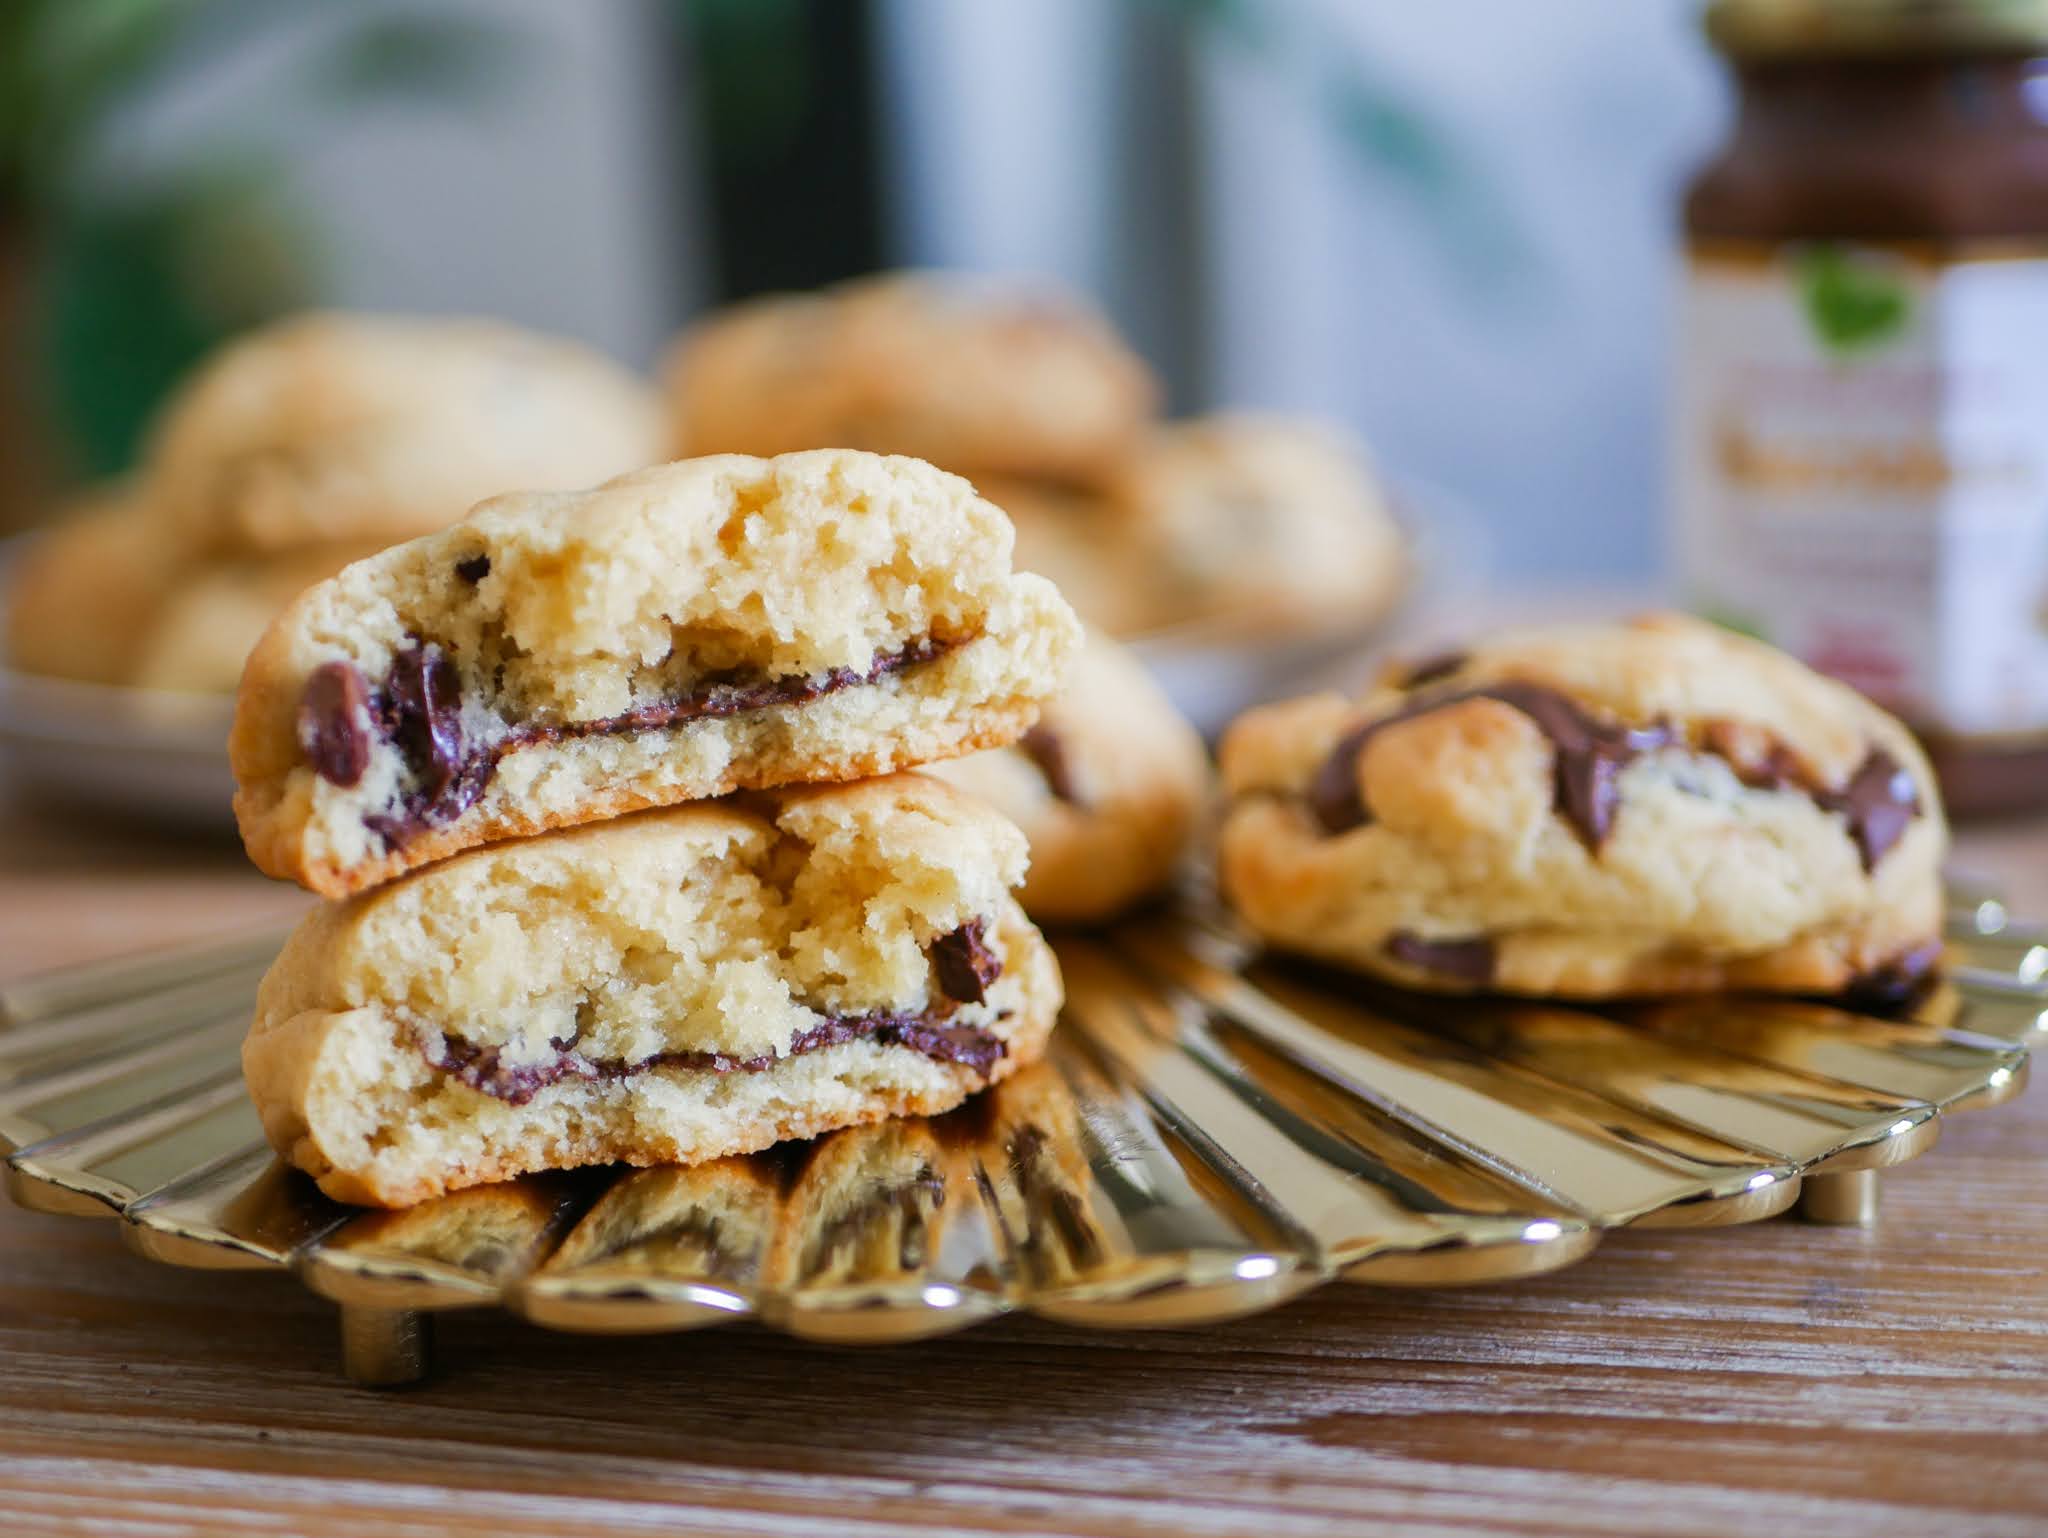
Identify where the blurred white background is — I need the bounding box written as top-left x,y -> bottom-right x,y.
24,0 -> 1731,580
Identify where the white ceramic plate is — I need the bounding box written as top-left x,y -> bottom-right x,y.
0,663 -> 237,830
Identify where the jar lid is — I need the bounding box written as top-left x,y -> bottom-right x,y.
1707,0 -> 2048,54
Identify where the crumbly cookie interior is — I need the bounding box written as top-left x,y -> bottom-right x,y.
257,788 -> 1026,1073
243,783 -> 1063,1207
290,452 -> 1017,724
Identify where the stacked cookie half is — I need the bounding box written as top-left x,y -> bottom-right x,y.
233,449 -> 1081,1206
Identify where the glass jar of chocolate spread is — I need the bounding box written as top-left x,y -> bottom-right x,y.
1674,0 -> 2048,815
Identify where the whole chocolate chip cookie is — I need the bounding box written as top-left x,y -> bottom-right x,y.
665,272 -> 1158,484
1109,414 -> 1408,636
148,312 -> 666,554
927,630 -> 1210,923
230,449 -> 1082,897
242,774 -> 1063,1207
1218,613 -> 1946,999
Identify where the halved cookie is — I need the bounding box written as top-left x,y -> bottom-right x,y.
243,775 -> 1063,1207
231,449 -> 1082,896
1219,613 -> 1947,999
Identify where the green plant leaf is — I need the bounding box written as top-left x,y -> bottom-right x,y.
37,167 -> 318,475
1796,245 -> 1912,355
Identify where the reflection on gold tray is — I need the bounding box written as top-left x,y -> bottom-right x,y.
2,896 -> 2040,1387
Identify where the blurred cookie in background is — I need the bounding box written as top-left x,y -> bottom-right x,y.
4,312 -> 666,696
147,312 -> 668,553
1111,414 -> 1407,638
3,488 -> 172,687
131,542 -> 390,695
928,630 -> 1210,924
668,275 -> 1409,651
665,271 -> 1159,484
983,417 -> 1408,645
974,478 -> 1165,640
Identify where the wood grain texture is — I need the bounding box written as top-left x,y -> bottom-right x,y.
4,791 -> 2047,1537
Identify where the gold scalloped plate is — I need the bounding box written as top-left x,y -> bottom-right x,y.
2,900 -> 2039,1385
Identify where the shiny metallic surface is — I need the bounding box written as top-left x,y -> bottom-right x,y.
1,898 -> 2035,1383
1800,1168 -> 1883,1226
339,1304 -> 432,1388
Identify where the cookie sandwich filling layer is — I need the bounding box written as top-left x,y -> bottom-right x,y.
297,626 -> 966,854
416,917 -> 1012,1105
253,789 -> 1031,1097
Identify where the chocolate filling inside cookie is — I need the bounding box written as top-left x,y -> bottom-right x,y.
930,917 -> 1002,1004
414,919 -> 1009,1106
1384,930 -> 1497,985
423,1009 -> 1009,1106
1307,682 -> 1920,868
296,635 -> 958,850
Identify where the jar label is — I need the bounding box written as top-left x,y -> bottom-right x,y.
1674,241 -> 2048,736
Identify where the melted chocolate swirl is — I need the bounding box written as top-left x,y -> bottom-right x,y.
1308,680 -> 1922,869
1384,931 -> 1496,985
302,635 -> 958,851
1309,681 -> 1675,849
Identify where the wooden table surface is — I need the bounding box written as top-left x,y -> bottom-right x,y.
4,790 -> 2047,1538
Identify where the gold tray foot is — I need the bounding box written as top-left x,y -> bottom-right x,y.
1799,1169 -> 1880,1227
340,1304 -> 431,1387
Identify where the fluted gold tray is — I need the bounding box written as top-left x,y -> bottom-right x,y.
4,893 -> 2040,1387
